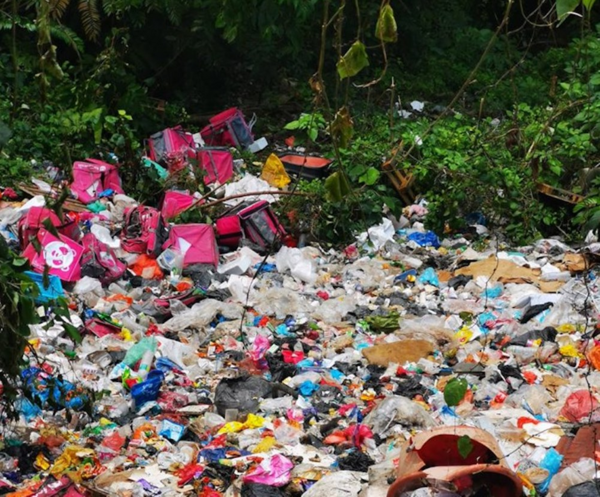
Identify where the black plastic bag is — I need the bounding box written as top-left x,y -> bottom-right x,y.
511,326 -> 557,346
562,480 -> 600,497
241,483 -> 286,497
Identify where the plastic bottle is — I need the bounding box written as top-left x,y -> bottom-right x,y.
137,349 -> 154,379
123,337 -> 157,368
505,345 -> 537,365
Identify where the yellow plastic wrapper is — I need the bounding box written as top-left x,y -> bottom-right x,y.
50,445 -> 96,479
261,154 -> 290,189
34,453 -> 50,471
557,324 -> 576,334
244,413 -> 265,429
217,413 -> 266,434
217,421 -> 244,435
455,327 -> 473,344
120,327 -> 133,341
360,389 -> 376,402
253,436 -> 276,453
559,344 -> 582,358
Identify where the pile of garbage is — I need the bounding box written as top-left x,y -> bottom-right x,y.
1,107 -> 600,497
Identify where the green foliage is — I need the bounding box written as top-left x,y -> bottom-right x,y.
444,378 -> 468,407
337,41 -> 370,80
457,435 -> 474,459
375,4 -> 398,43
0,238 -> 39,414
284,113 -> 327,142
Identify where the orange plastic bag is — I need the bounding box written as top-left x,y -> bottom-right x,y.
130,254 -> 163,280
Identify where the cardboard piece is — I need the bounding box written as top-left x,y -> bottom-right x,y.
455,257 -> 540,284
362,339 -> 433,367
563,253 -> 587,273
454,256 -> 564,292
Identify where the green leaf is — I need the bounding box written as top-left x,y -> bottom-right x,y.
11,257 -> 28,267
308,126 -> 318,142
444,378 -> 468,407
325,171 -> 352,202
457,435 -> 474,459
556,0 -> 581,21
583,0 -> 596,9
64,323 -> 82,343
330,106 -> 354,149
360,167 -> 381,186
284,120 -> 301,130
364,312 -> 400,333
584,210 -> 600,232
93,121 -> 103,144
337,41 -> 369,80
375,4 -> 398,43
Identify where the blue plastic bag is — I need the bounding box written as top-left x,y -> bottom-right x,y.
131,370 -> 164,407
298,381 -> 319,396
418,267 -> 439,287
395,268 -> 417,283
25,271 -> 64,303
407,231 -> 441,248
537,448 -> 563,493
482,285 -> 502,299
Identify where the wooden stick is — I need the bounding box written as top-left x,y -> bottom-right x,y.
201,190 -> 312,210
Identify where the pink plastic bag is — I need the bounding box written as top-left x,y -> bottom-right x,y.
71,159 -> 123,204
162,224 -> 219,267
23,229 -> 83,282
242,454 -> 294,487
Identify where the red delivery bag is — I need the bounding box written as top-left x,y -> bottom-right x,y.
71,159 -> 124,204
18,207 -> 80,248
198,147 -> 234,185
162,224 -> 219,267
147,126 -> 197,173
121,206 -> 167,257
238,201 -> 286,249
80,233 -> 126,285
200,108 -> 255,149
161,191 -> 198,221
215,216 -> 244,248
23,229 -> 84,282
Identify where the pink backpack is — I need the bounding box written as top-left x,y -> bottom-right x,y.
18,207 -> 80,249
238,201 -> 286,249
198,147 -> 234,185
162,224 -> 219,267
121,206 -> 167,256
80,233 -> 126,285
148,126 -> 196,173
200,108 -> 255,149
71,159 -> 124,204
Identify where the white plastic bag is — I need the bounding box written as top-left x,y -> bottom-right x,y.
275,246 -> 317,284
